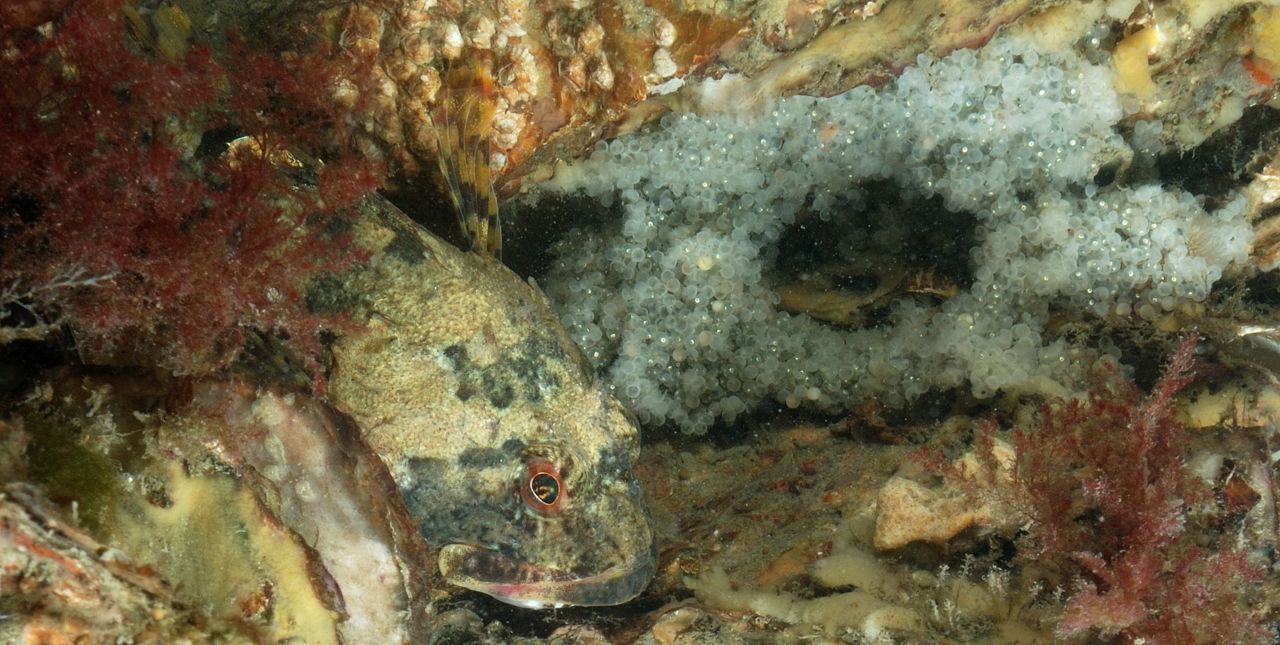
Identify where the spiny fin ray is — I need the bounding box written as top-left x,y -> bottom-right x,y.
432,61 -> 502,259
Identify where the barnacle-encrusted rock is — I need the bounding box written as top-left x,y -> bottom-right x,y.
162,0 -> 1278,197
161,0 -> 1060,193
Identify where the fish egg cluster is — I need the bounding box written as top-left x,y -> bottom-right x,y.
530,34 -> 1254,434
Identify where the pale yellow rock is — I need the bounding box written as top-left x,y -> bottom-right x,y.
1180,382 -> 1245,428
1253,6 -> 1280,66
1113,25 -> 1162,98
954,439 -> 1015,487
873,478 -> 987,550
873,439 -> 1015,550
1180,379 -> 1280,430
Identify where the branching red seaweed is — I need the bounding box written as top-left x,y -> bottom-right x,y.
1,0 -> 383,388
918,337 -> 1273,642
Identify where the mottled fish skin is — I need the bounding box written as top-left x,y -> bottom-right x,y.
318,194 -> 656,608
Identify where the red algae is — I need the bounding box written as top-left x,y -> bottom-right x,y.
919,337 -> 1274,643
1,0 -> 383,385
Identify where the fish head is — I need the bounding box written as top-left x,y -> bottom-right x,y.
322,204 -> 657,609
399,389 -> 655,608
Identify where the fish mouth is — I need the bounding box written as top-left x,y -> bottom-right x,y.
438,543 -> 656,609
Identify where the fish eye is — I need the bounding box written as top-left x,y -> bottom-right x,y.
520,457 -> 565,515
530,472 -> 559,504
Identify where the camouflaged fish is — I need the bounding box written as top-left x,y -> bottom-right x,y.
313,63 -> 656,608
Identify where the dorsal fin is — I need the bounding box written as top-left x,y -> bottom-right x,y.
432,60 -> 502,259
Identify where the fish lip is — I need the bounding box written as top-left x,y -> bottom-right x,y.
438,542 -> 657,608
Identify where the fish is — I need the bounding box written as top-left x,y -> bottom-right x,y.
431,60 -> 502,259
313,60 -> 656,609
